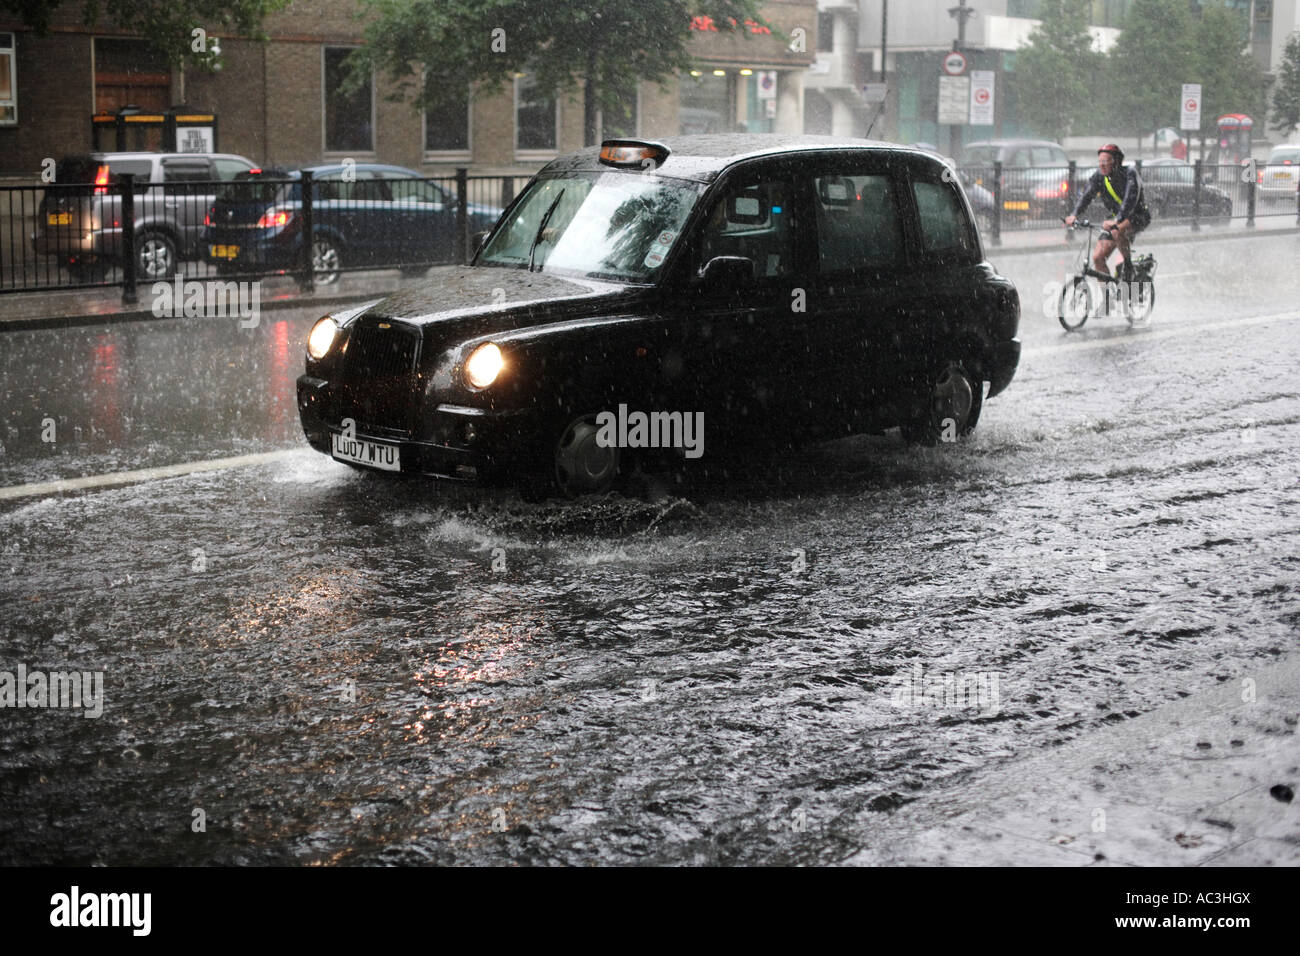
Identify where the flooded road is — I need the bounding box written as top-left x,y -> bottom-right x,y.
1,232 -> 1298,864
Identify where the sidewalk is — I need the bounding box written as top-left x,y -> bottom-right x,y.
0,269 -> 409,332
843,652 -> 1300,866
1,214 -> 1298,331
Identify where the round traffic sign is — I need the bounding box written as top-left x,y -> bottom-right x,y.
942,51 -> 968,75
1185,99 -> 1197,112
974,88 -> 990,105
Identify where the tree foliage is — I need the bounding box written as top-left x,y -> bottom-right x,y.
1187,0 -> 1267,150
1106,0 -> 1194,142
1010,0 -> 1104,142
1271,32 -> 1300,139
354,0 -> 770,145
0,0 -> 290,63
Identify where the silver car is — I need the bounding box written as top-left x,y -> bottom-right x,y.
34,151 -> 257,281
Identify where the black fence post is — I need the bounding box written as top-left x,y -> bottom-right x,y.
1192,159 -> 1202,232
300,169 -> 314,291
120,174 -> 137,306
502,176 -> 514,212
1246,161 -> 1256,228
455,167 -> 469,264
1066,159 -> 1077,217
991,160 -> 1002,247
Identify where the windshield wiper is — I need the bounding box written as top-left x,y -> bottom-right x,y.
527,188 -> 565,272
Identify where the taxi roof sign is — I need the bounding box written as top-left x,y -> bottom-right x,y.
599,140 -> 671,169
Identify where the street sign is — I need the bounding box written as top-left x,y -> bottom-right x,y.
942,50 -> 968,76
861,82 -> 887,103
757,70 -> 777,100
969,71 -> 995,126
1181,83 -> 1201,131
938,75 -> 970,125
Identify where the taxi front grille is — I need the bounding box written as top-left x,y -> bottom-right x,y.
337,319 -> 421,434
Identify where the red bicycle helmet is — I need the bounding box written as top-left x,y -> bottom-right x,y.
1098,143 -> 1125,162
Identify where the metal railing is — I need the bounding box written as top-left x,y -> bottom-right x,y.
0,170 -> 528,301
954,160 -> 1300,246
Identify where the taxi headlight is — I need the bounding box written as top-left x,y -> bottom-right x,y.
464,342 -> 504,389
307,317 -> 337,360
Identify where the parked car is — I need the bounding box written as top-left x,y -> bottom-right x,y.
1072,158 -> 1233,223
33,151 -> 258,281
296,136 -> 1022,497
962,139 -> 1071,225
201,163 -> 502,285
1257,144 -> 1300,203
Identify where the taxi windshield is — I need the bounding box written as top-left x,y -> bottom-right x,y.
479,171 -> 702,281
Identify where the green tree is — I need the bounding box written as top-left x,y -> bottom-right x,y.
1271,32 -> 1300,139
1009,0 -> 1104,142
354,0 -> 771,147
1106,0 -> 1195,147
1187,0 -> 1268,158
0,0 -> 290,64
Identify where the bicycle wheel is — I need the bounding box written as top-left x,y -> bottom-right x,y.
1058,275 -> 1092,331
1124,274 -> 1155,326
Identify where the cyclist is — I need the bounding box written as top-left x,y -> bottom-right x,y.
1064,143 -> 1151,277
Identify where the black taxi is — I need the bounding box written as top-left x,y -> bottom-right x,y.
297,135 -> 1021,496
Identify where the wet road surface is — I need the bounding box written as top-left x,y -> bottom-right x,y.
1,233 -> 1298,864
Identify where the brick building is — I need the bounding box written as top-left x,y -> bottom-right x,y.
0,0 -> 816,181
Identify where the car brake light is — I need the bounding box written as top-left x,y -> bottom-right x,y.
257,209 -> 293,228
204,211 -> 211,226
249,168 -> 262,174
93,164 -> 110,195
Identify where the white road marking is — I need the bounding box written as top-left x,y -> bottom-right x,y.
0,449 -> 301,502
1024,308 -> 1300,357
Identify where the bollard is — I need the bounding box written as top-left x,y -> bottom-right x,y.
300,169 -> 314,291
1246,162 -> 1256,228
456,167 -> 469,264
991,160 -> 1002,247
1192,159 -> 1202,232
120,173 -> 137,306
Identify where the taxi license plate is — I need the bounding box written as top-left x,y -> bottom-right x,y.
47,212 -> 72,226
210,244 -> 239,260
1271,172 -> 1292,182
331,433 -> 400,471
1003,200 -> 1030,210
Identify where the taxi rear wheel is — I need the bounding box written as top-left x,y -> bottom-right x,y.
901,361 -> 982,446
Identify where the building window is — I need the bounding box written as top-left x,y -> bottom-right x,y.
0,33 -> 15,124
679,71 -> 733,134
425,84 -> 471,153
600,80 -> 638,140
817,12 -> 835,53
323,47 -> 373,153
515,72 -> 557,154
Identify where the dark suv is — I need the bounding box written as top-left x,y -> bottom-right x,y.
33,151 -> 257,281
297,136 -> 1021,496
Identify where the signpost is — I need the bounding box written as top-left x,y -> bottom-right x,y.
938,75 -> 969,126
969,71 -> 995,127
1180,83 -> 1201,131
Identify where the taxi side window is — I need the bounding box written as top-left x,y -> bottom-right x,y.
696,181 -> 795,278
812,173 -> 905,274
912,179 -> 977,262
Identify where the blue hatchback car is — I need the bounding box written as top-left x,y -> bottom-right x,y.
201,163 -> 502,285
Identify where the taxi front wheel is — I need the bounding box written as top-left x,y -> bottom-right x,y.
900,361 -> 983,446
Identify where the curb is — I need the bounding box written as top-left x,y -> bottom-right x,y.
0,286 -> 399,334
989,222 -> 1300,257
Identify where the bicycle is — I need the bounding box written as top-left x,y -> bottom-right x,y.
1057,217 -> 1157,331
